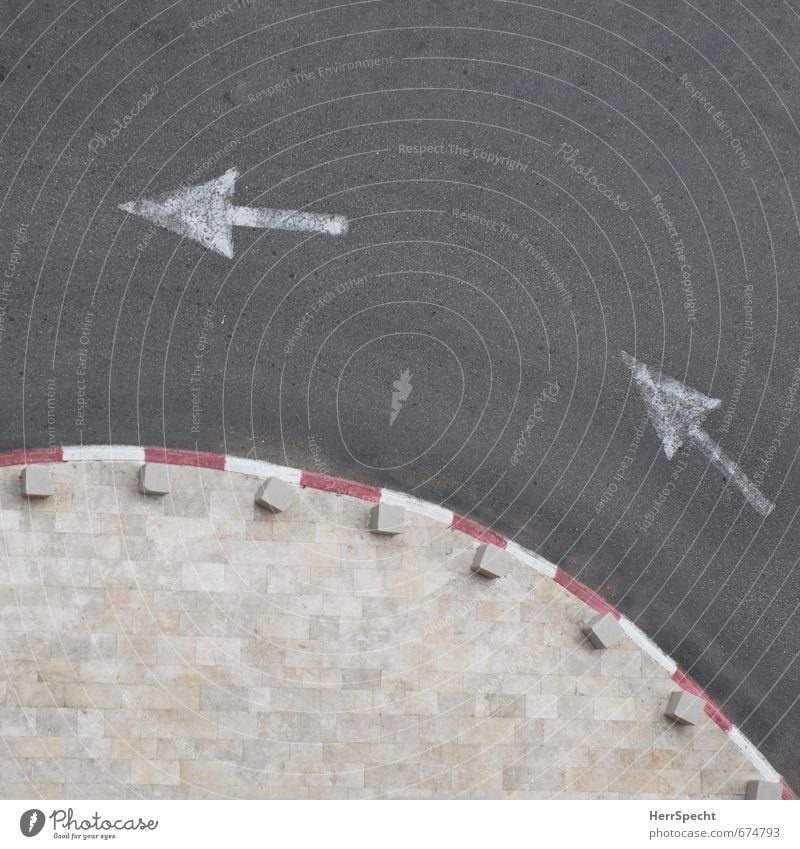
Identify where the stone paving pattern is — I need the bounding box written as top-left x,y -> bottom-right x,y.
0,463 -> 761,798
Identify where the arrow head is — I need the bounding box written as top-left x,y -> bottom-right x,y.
622,352 -> 721,459
119,168 -> 238,258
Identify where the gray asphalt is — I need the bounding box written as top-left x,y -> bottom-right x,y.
1,0 -> 799,789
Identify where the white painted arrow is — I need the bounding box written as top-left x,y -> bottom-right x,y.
622,352 -> 774,516
118,168 -> 348,258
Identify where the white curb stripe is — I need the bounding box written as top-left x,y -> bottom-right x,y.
505,540 -> 558,579
618,617 -> 679,676
224,455 -> 301,484
380,488 -> 454,526
62,444 -> 145,463
727,727 -> 781,782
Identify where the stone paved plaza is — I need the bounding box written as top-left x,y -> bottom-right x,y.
0,462 -> 763,798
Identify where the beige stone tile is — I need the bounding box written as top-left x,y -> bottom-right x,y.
18,736 -> 65,758
526,695 -> 558,719
111,737 -> 159,760
63,683 -> 123,709
701,769 -> 755,796
610,768 -> 661,794
196,636 -> 241,665
255,614 -> 310,641
594,696 -> 638,722
566,766 -> 610,792
181,760 -> 237,786
600,651 -> 642,678
182,562 -> 225,592
132,759 -> 182,785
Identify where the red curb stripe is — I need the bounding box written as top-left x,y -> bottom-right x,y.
451,514 -> 507,548
672,669 -> 706,697
300,470 -> 381,502
0,447 -> 63,467
672,669 -> 733,733
703,703 -> 733,733
781,780 -> 796,800
555,569 -> 620,618
143,447 -> 226,470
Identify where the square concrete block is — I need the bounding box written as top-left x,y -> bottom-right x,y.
138,463 -> 171,496
665,690 -> 705,725
745,780 -> 783,800
582,612 -> 624,649
471,544 -> 507,579
21,465 -> 54,498
255,477 -> 295,513
369,503 -> 405,535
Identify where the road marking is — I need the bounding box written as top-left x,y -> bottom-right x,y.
118,167 -> 348,258
622,352 -> 774,516
390,368 -> 413,426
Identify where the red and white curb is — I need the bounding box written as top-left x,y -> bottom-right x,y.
1,444 -> 795,799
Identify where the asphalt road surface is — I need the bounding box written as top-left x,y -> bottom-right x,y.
1,0 -> 799,789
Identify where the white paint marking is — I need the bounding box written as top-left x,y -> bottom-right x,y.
119,168 -> 348,258
62,445 -> 145,463
505,540 -> 557,579
622,352 -> 774,516
618,617 -> 678,675
224,455 -> 301,484
727,728 -> 781,781
380,488 -> 454,526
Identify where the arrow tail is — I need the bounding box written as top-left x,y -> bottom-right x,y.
229,205 -> 348,236
691,428 -> 774,516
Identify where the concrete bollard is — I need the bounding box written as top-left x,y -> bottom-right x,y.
21,466 -> 54,498
369,503 -> 405,535
255,477 -> 296,513
582,612 -> 624,649
471,544 -> 507,579
664,690 -> 705,725
745,780 -> 783,800
138,464 -> 171,496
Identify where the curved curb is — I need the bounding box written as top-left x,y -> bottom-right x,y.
1,443 -> 795,799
